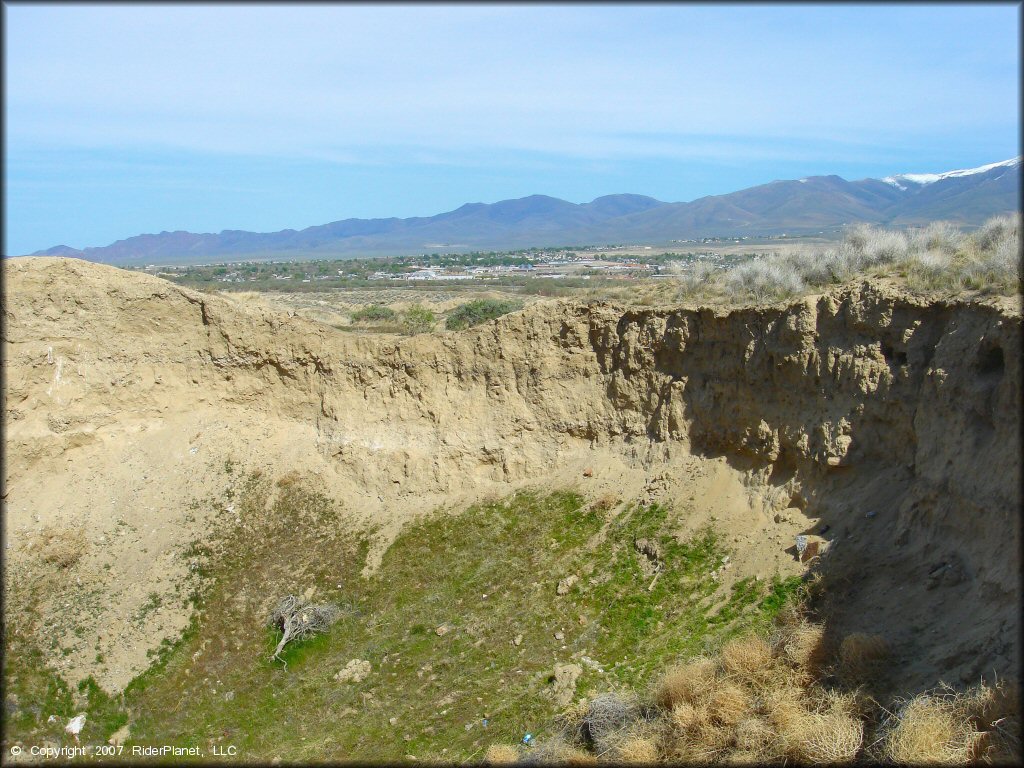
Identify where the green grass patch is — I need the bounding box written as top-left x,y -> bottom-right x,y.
4,483 -> 807,763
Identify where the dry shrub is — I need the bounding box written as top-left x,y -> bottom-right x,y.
579,692 -> 641,756
881,693 -> 983,764
615,736 -> 659,763
669,702 -> 699,731
529,738 -> 597,765
720,635 -> 774,683
734,716 -> 776,754
663,697 -> 728,762
797,710 -> 864,764
721,749 -> 763,765
483,744 -> 520,764
653,656 -> 717,709
763,683 -> 813,755
590,493 -> 619,513
967,681 -> 1021,764
774,619 -> 828,680
838,633 -> 889,684
557,698 -> 591,741
708,681 -> 751,727
881,682 -> 1022,765
276,470 -> 301,488
37,526 -> 87,568
671,716 -> 733,763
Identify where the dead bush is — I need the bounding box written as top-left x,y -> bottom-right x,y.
267,594 -> 341,664
838,632 -> 889,685
615,736 -> 659,763
966,680 -> 1021,764
773,619 -> 828,680
569,692 -> 642,757
880,688 -> 985,764
734,716 -> 778,755
719,635 -> 774,683
797,709 -> 864,764
708,681 -> 751,727
653,656 -> 717,709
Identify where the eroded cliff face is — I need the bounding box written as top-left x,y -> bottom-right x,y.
3,257 -> 1020,695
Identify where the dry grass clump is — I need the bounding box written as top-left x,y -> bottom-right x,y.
838,632 -> 889,685
524,738 -> 598,765
483,744 -> 521,764
615,736 -> 660,763
719,636 -> 774,683
589,493 -> 619,513
36,526 -> 88,568
489,613 -> 1019,764
878,681 -> 1021,765
880,690 -> 985,763
653,656 -> 717,709
708,681 -> 752,727
771,616 -> 829,681
794,690 -> 864,764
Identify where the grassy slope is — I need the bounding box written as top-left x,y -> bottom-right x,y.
3,480 -> 802,762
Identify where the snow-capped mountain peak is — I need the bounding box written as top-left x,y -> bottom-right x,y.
881,157 -> 1022,190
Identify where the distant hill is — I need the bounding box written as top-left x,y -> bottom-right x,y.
27,158 -> 1021,264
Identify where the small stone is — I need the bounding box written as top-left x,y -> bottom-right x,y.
389,717 -> 398,726
435,624 -> 450,636
554,631 -> 565,641
582,468 -> 593,478
513,634 -> 523,647
556,575 -> 579,595
334,659 -> 372,683
578,615 -> 588,626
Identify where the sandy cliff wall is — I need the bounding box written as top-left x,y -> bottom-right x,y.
3,257 -> 1020,694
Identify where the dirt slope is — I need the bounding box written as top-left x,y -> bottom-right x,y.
3,257 -> 1020,698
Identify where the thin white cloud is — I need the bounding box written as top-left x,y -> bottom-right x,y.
6,4 -> 1018,163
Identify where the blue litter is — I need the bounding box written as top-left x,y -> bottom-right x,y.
482,719 -> 489,728
522,733 -> 533,745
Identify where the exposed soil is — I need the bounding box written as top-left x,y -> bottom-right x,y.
3,257 -> 1020,702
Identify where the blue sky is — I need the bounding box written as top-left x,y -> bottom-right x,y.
4,3 -> 1020,255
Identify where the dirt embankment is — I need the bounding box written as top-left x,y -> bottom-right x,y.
3,257 -> 1019,696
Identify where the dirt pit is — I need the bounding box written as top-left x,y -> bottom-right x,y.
2,257 -> 1020,758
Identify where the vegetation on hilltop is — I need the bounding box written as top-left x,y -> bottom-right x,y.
446,299 -> 524,330
663,213 -> 1021,303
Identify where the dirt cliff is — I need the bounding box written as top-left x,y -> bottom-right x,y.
3,257 -> 1020,697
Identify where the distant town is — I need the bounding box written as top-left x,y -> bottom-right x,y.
130,236 -> 815,292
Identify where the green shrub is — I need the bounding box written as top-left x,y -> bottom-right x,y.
445,298 -> 523,330
401,304 -> 436,334
351,304 -> 397,323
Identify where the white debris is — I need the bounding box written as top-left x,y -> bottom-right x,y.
65,713 -> 87,739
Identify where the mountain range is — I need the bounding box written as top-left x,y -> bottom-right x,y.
30,157 -> 1021,265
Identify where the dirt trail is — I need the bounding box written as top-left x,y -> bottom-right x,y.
3,257 -> 1019,697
